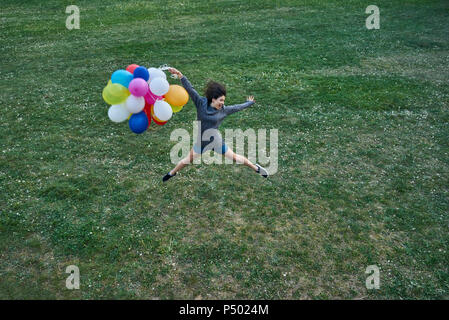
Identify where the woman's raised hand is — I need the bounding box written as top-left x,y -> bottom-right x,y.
168,67 -> 183,79
247,95 -> 255,102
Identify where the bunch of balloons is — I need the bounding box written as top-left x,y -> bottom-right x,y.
102,64 -> 189,134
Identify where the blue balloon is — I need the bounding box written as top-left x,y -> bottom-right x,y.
111,70 -> 133,88
129,111 -> 148,134
133,66 -> 150,81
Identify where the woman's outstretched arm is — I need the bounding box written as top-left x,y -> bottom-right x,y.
223,96 -> 256,115
168,67 -> 203,107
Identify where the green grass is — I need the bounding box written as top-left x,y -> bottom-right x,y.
0,0 -> 448,299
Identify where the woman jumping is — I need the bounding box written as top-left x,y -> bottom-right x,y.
162,67 -> 268,182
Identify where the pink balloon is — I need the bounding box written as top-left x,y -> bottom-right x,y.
144,90 -> 163,105
128,78 -> 149,97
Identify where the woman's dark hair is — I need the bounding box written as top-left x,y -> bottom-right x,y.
205,81 -> 226,105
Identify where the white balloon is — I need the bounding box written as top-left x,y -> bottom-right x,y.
148,67 -> 167,83
154,100 -> 173,121
108,103 -> 130,123
125,95 -> 145,114
149,77 -> 169,96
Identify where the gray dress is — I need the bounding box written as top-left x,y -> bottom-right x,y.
180,76 -> 255,152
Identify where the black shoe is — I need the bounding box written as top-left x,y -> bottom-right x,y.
255,164 -> 268,178
162,171 -> 177,182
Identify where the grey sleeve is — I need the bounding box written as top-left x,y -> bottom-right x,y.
180,76 -> 203,108
223,100 -> 255,115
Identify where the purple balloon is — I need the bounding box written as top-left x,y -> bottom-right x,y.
128,78 -> 149,97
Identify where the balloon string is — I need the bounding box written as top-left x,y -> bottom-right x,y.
159,64 -> 178,79
159,64 -> 171,70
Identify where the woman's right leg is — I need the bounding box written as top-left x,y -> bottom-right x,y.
169,148 -> 200,175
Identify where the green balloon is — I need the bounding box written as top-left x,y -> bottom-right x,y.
102,82 -> 130,105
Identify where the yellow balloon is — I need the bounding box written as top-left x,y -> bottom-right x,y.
171,104 -> 183,113
102,82 -> 130,105
102,86 -> 111,104
164,85 -> 188,107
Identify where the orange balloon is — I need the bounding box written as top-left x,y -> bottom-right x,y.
164,85 -> 189,107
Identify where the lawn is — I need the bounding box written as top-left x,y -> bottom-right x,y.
0,0 -> 448,299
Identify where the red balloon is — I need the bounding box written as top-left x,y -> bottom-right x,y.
143,101 -> 153,128
126,64 -> 139,74
144,100 -> 151,114
143,108 -> 152,128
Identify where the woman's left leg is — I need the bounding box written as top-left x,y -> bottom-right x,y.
224,148 -> 258,171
